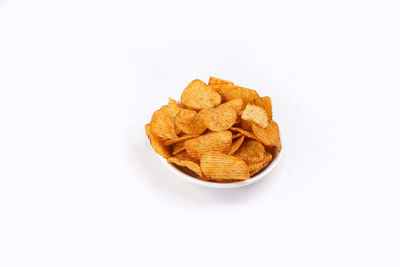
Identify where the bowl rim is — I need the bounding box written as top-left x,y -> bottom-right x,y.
158,144 -> 282,188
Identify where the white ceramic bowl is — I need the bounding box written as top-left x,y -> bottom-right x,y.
159,144 -> 282,188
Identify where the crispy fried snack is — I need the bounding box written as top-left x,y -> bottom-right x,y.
208,77 -> 234,87
228,135 -> 245,155
240,119 -> 253,131
174,150 -> 199,163
252,122 -> 281,151
175,109 -> 207,135
150,107 -> 178,140
200,152 -> 250,180
145,124 -> 171,158
260,96 -> 272,122
181,80 -> 221,110
248,152 -> 273,175
199,106 -> 237,131
167,98 -> 184,119
146,77 -> 281,182
171,141 -> 185,155
185,131 -> 232,161
233,140 -> 266,163
241,104 -> 269,128
168,157 -> 203,178
163,134 -> 199,146
232,133 -> 243,139
217,98 -> 243,113
230,126 -> 259,140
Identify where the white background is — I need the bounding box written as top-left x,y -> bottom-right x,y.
1,0 -> 399,266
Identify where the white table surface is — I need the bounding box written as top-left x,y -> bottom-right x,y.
1,0 -> 399,266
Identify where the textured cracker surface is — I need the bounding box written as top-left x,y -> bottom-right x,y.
252,122 -> 281,151
208,77 -> 234,87
163,134 -> 199,146
150,107 -> 178,140
233,140 -> 266,163
218,98 -> 243,113
241,104 -> 269,128
171,141 -> 185,155
145,124 -> 171,158
228,135 -> 245,155
174,150 -> 199,163
185,131 -> 232,160
175,109 -> 207,135
199,106 -> 237,131
168,157 -> 203,177
200,152 -> 250,180
230,127 -> 258,140
181,80 -> 221,110
260,96 -> 273,122
248,152 -> 273,175
167,98 -> 183,119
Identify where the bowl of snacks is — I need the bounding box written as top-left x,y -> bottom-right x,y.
145,77 -> 282,188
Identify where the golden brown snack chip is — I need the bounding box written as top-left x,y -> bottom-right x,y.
174,150 -> 198,162
232,133 -> 243,139
234,116 -> 241,125
230,127 -> 259,140
150,107 -> 178,140
174,124 -> 182,135
171,141 -> 185,155
228,135 -> 245,155
209,78 -> 265,111
175,109 -> 207,135
145,77 -> 281,183
208,77 -> 234,87
167,98 -> 184,135
145,124 -> 171,158
181,80 -> 221,110
199,106 -> 237,131
240,119 -> 253,131
220,86 -> 260,109
168,98 -> 184,118
252,122 -> 281,151
168,157 -> 203,178
208,77 -> 236,101
163,134 -> 199,146
241,104 -> 269,128
248,151 -> 273,175
200,152 -> 250,180
208,84 -> 234,100
217,98 -> 243,113
233,140 -> 266,163
260,96 -> 272,122
185,131 -> 232,160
